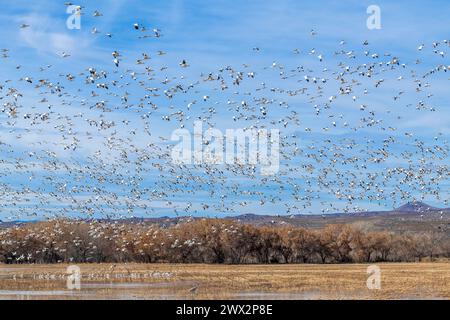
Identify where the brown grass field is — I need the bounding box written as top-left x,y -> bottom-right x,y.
0,263 -> 449,300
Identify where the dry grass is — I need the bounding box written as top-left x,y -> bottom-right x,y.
0,262 -> 449,300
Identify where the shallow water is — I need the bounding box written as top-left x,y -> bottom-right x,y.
0,280 -> 197,300
234,291 -> 322,300
1,263 -> 448,300
81,281 -> 195,289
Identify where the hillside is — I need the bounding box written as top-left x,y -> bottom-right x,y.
1,202 -> 449,234
229,202 -> 450,234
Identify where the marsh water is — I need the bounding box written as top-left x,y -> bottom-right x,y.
1,263 -> 448,300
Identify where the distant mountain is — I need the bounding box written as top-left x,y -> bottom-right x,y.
226,202 -> 450,234
395,201 -> 439,213
231,202 -> 449,220
1,202 -> 449,234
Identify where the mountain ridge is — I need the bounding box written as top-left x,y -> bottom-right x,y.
231,201 -> 450,220
1,202 -> 449,232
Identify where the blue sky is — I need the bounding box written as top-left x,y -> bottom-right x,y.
0,0 -> 449,220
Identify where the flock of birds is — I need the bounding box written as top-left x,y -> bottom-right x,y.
0,5 -> 449,221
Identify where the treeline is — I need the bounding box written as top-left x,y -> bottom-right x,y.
0,219 -> 448,264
